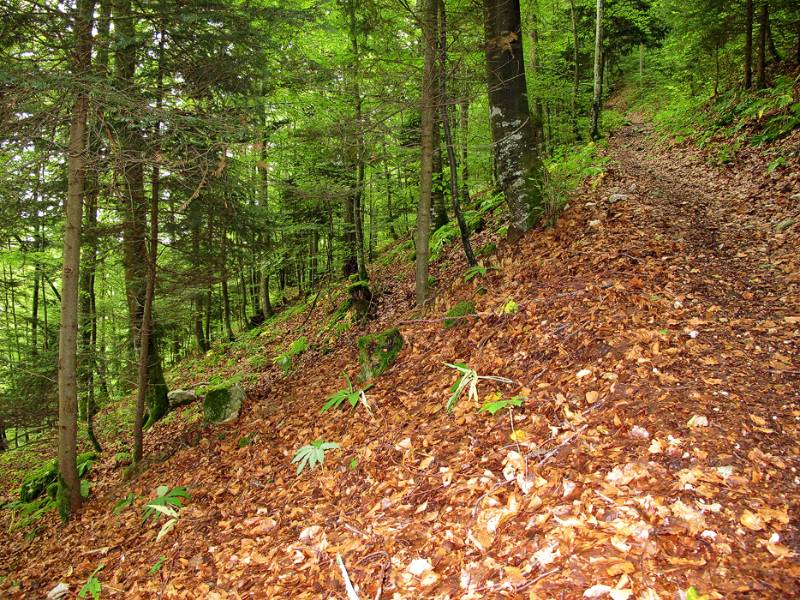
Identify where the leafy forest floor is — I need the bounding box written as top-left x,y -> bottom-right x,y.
2,118 -> 799,599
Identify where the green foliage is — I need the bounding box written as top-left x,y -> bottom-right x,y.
463,264 -> 498,282
246,354 -> 268,370
476,242 -> 497,257
272,336 -> 309,374
292,440 -> 340,475
143,485 -> 190,542
237,434 -> 254,448
479,395 -> 524,415
501,298 -> 519,314
78,564 -> 105,600
445,362 -> 514,413
444,301 -> 476,328
142,485 -> 190,524
320,372 -> 372,413
148,555 -> 167,576
112,492 -> 137,516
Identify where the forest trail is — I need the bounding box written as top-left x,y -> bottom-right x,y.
2,122 -> 799,599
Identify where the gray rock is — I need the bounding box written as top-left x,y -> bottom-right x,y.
167,389 -> 197,409
203,384 -> 245,423
608,193 -> 629,204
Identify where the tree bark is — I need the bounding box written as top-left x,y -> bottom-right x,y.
113,0 -> 169,425
745,0 -> 754,89
58,0 -> 95,520
416,0 -> 437,306
528,0 -> 545,150
590,0 -> 604,140
569,0 -> 581,140
757,2 -> 767,89
484,0 -> 545,240
438,0 -> 476,266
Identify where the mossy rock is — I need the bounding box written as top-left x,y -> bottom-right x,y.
19,459 -> 57,502
357,328 -> 404,381
204,383 -> 246,423
444,300 -> 476,329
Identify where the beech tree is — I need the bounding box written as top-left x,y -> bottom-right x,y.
483,0 -> 545,241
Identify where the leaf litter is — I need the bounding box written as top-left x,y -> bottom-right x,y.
1,122 -> 799,598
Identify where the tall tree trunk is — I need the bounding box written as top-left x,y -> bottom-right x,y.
484,0 -> 545,240
113,0 -> 169,425
80,190 -> 102,453
57,0 -> 95,521
416,0 -> 437,305
458,99 -> 470,207
133,157 -> 159,463
757,2 -> 768,89
528,0 -> 545,149
590,0 -> 604,140
569,0 -> 581,140
745,0 -> 754,89
221,232 -> 235,341
431,121 -> 448,231
438,0 -> 476,266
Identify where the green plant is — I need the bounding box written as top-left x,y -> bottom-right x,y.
237,434 -> 255,448
445,362 -> 514,413
148,555 -> 167,576
273,336 -> 309,374
142,485 -> 190,542
292,440 -> 340,475
463,264 -> 498,282
320,372 -> 372,413
112,492 -> 136,516
479,395 -> 524,415
78,564 -> 104,600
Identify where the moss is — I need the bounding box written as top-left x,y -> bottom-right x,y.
237,434 -> 254,448
477,242 -> 497,256
19,459 -> 57,502
444,300 -> 476,329
357,328 -> 404,381
55,474 -> 70,522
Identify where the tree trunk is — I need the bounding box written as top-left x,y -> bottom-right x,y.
431,120 -> 448,231
133,153 -> 160,461
416,0 -> 437,306
484,0 -> 545,240
438,0 -> 476,266
57,0 -> 95,520
113,0 -> 169,426
745,0 -> 753,89
757,2 -> 767,89
528,0 -> 545,150
459,99 -> 470,207
569,0 -> 581,140
590,0 -> 604,140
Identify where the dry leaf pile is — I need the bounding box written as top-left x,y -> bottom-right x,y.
1,121 -> 798,599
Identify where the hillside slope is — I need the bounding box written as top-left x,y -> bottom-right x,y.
2,121 -> 799,599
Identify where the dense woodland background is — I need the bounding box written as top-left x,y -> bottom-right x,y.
0,0 -> 798,519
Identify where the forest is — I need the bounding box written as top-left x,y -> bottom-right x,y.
1,0 -> 799,597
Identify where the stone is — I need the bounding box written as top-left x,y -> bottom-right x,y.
167,389 -> 197,409
608,193 -> 628,204
357,328 -> 404,381
203,384 -> 245,423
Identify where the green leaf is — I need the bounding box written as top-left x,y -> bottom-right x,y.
479,396 -> 524,415
112,493 -> 136,516
148,555 -> 167,576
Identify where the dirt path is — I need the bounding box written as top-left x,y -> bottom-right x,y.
2,122 -> 798,599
